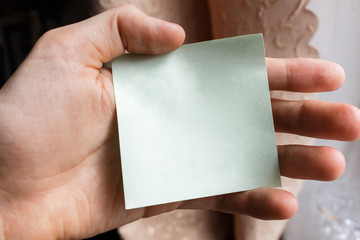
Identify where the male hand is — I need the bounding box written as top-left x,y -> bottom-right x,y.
0,5 -> 359,240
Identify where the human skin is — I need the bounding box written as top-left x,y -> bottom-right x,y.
0,5 -> 359,240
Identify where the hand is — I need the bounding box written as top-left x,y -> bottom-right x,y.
0,5 -> 359,240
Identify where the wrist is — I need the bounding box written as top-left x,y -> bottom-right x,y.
0,197 -> 7,240
0,216 -> 4,240
0,194 -> 56,240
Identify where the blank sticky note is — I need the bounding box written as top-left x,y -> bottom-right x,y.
112,34 -> 281,209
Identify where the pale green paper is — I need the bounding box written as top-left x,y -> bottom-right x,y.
112,34 -> 281,210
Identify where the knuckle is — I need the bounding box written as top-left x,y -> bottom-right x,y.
38,29 -> 64,48
34,28 -> 75,59
119,4 -> 139,13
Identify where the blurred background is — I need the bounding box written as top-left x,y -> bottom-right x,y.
1,0 -> 359,239
284,1 -> 360,239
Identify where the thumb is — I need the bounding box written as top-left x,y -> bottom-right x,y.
33,4 -> 185,68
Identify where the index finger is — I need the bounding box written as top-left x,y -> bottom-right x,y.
266,58 -> 345,92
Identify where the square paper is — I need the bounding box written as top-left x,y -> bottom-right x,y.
112,34 -> 281,209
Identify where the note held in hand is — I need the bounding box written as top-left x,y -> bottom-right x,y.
112,34 -> 281,209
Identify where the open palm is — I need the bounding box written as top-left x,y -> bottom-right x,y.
0,5 -> 359,240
